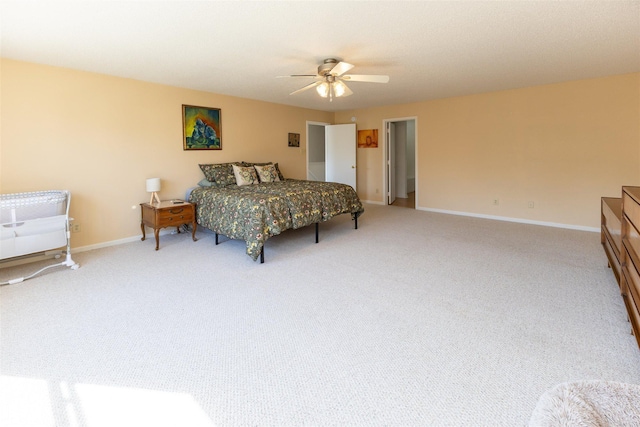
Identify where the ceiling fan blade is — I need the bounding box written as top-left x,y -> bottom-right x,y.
330,61 -> 354,76
342,74 -> 390,83
276,74 -> 318,78
289,80 -> 322,95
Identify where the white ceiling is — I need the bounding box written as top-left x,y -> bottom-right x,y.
1,1 -> 639,112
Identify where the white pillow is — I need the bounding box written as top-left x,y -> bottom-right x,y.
254,163 -> 281,183
232,164 -> 259,186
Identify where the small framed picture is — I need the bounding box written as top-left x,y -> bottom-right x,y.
358,129 -> 378,148
288,133 -> 300,147
182,104 -> 222,150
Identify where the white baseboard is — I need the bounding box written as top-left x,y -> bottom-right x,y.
72,228 -> 191,254
362,200 -> 385,205
72,235 -> 141,253
418,207 -> 599,233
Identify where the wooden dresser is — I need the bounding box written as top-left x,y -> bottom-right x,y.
621,187 -> 640,348
601,197 -> 622,285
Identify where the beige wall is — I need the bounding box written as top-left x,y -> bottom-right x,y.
337,73 -> 640,228
1,59 -> 332,248
2,59 -> 638,251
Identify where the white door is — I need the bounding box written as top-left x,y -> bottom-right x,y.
325,123 -> 356,189
387,122 -> 396,204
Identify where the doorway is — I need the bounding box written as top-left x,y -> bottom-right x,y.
306,121 -> 357,189
384,117 -> 417,209
307,122 -> 327,181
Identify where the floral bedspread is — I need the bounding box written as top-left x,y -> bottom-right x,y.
189,180 -> 364,261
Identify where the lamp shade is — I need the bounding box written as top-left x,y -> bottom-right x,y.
316,82 -> 329,98
146,178 -> 161,192
333,80 -> 347,97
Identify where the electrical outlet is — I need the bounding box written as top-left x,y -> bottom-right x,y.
528,201 -> 535,208
71,223 -> 81,233
493,199 -> 499,206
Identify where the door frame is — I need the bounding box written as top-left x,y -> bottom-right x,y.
387,122 -> 396,205
383,116 -> 418,208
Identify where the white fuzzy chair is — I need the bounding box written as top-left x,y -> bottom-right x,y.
529,381 -> 640,426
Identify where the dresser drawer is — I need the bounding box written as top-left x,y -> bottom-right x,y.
623,216 -> 640,268
157,206 -> 194,226
602,197 -> 622,253
622,247 -> 640,301
621,270 -> 640,348
623,190 -> 640,230
603,228 -> 621,284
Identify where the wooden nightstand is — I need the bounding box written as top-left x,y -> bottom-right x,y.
140,201 -> 197,250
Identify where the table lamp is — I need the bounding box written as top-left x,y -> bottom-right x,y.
146,178 -> 161,204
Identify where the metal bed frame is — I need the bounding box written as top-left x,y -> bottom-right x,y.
214,215 -> 359,264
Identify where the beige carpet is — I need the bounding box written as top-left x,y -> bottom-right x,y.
1,203 -> 639,426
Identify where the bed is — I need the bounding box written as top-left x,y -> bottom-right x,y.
188,162 -> 364,262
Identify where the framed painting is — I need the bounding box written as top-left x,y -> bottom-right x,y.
182,104 -> 221,150
357,129 -> 378,148
288,132 -> 300,147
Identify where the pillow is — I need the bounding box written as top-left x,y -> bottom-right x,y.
254,163 -> 281,183
243,161 -> 285,181
199,163 -> 237,187
211,166 -> 238,187
198,163 -> 218,181
197,178 -> 215,187
273,163 -> 286,181
232,164 -> 259,186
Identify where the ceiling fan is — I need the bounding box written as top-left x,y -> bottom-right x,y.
279,58 -> 390,102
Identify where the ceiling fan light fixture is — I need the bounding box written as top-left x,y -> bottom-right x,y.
333,80 -> 347,97
283,58 -> 388,101
316,81 -> 330,98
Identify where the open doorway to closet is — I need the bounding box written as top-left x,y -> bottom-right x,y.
306,121 -> 358,189
384,117 -> 417,209
306,122 -> 328,182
